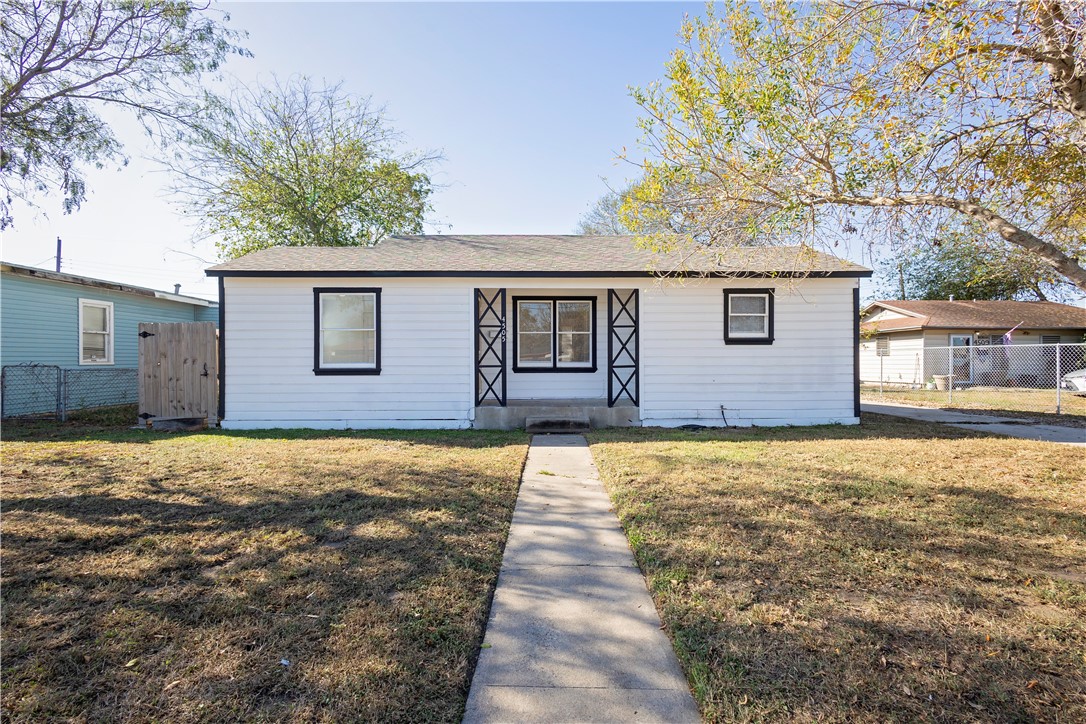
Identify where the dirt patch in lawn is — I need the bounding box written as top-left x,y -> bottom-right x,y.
589,415 -> 1086,723
1,424 -> 528,722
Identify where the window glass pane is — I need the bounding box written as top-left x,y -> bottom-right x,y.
82,305 -> 108,332
519,332 -> 552,363
518,302 -> 552,333
558,332 -> 591,363
322,330 -> 375,365
730,295 -> 767,315
557,302 -> 591,333
82,333 -> 107,360
730,316 -> 767,334
322,294 -> 374,329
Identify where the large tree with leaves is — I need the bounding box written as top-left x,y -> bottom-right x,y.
628,0 -> 1086,288
880,234 -> 1076,302
0,0 -> 246,229
170,77 -> 436,259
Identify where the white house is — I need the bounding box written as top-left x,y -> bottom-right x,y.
859,299 -> 1086,387
206,235 -> 871,430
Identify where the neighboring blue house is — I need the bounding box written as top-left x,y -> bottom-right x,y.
1,262 -> 219,417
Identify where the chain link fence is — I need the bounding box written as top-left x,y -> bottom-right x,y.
1,364 -> 138,421
863,342 -> 1086,416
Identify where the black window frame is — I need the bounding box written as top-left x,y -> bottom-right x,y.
313,287 -> 382,375
723,288 -> 774,345
512,296 -> 598,373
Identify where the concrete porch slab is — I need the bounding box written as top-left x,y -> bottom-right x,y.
475,403 -> 639,431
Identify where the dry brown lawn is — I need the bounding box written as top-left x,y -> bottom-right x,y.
589,415 -> 1086,723
1,419 -> 528,722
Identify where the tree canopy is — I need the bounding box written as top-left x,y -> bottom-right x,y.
0,0 -> 246,229
880,234 -> 1076,302
628,0 -> 1086,288
169,78 -> 437,259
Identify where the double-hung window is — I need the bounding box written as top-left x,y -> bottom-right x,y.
314,288 -> 381,374
79,299 -> 114,364
514,297 -> 596,372
723,289 -> 774,344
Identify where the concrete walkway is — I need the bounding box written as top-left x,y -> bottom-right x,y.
863,402 -> 1086,445
463,434 -> 699,724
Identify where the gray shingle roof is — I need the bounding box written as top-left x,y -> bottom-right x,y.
205,235 -> 871,277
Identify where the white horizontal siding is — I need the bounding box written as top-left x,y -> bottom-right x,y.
223,277 -> 472,429
639,278 -> 859,427
859,332 -> 923,384
222,275 -> 860,429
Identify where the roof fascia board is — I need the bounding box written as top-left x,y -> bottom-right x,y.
866,301 -> 928,319
152,291 -> 213,307
2,263 -> 213,306
206,269 -> 872,279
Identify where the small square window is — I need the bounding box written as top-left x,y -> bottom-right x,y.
876,335 -> 890,356
723,289 -> 774,344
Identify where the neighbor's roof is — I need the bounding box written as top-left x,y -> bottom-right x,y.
862,299 -> 1086,333
2,261 -> 217,307
205,235 -> 871,277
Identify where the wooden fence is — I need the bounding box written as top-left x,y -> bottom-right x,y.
137,322 -> 218,425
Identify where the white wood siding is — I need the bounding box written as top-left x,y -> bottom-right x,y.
859,331 -> 924,384
222,277 -> 473,429
222,275 -> 860,429
638,278 -> 859,427
862,307 -> 912,324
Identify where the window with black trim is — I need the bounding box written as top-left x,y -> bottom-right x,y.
723,289 -> 774,344
513,297 -> 596,372
314,288 -> 381,375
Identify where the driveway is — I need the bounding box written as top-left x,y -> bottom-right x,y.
862,402 -> 1086,445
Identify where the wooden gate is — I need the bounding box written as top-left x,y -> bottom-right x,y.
138,322 -> 218,424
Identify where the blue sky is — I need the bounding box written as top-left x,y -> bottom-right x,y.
3,1 -> 712,299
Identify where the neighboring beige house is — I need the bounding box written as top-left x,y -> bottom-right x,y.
859,299 -> 1086,387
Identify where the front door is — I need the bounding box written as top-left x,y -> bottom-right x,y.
950,334 -> 972,382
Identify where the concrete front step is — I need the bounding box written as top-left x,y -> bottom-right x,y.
524,415 -> 590,434
475,403 -> 640,431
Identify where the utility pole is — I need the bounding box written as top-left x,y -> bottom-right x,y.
55,237 -> 62,272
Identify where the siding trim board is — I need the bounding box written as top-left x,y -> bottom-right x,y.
853,286 -> 861,418
218,276 -> 226,421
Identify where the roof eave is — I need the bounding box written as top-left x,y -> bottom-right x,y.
3,262 -> 214,306
205,268 -> 872,279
